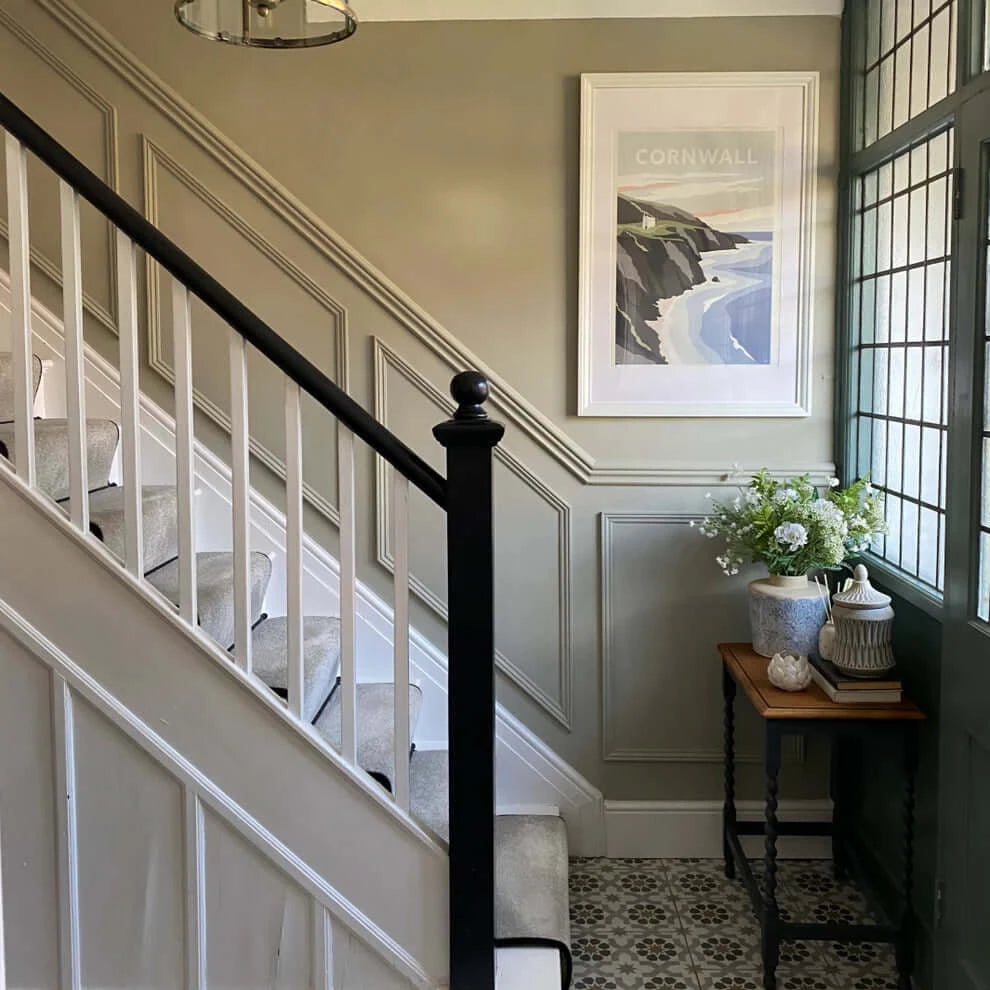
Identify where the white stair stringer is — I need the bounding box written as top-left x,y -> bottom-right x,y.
0,472 -> 448,989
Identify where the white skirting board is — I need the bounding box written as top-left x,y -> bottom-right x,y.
604,799 -> 833,859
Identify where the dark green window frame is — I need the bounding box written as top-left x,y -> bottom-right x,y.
837,0 -> 990,617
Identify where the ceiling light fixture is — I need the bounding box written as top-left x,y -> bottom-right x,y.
175,0 -> 357,49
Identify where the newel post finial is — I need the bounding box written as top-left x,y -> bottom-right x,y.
450,370 -> 491,422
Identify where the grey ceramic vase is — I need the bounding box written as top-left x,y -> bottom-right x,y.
749,575 -> 827,659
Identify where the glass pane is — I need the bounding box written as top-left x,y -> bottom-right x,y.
921,427 -> 942,504
922,347 -> 945,422
919,507 -> 939,585
905,348 -> 923,419
903,424 -> 922,500
858,0 -> 957,148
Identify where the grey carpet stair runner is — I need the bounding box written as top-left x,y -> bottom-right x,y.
496,815 -> 572,987
0,418 -> 119,500
408,751 -> 573,986
251,616 -> 341,722
147,550 -> 272,649
314,682 -> 423,788
89,485 -> 179,573
0,352 -> 42,421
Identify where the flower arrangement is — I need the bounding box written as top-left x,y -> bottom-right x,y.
693,470 -> 886,578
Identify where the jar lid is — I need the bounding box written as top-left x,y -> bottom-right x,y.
832,564 -> 891,609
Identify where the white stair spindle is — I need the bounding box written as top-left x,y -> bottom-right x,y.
229,330 -> 252,673
392,468 -> 411,811
5,133 -> 35,486
337,425 -> 357,765
172,280 -> 198,625
285,380 -> 304,720
59,182 -> 90,533
115,228 -> 144,577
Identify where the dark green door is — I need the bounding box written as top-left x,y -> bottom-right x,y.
937,88 -> 990,990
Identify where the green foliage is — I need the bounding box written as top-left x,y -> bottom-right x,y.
694,469 -> 886,578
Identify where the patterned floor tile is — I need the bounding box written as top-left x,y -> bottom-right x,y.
568,857 -> 900,990
685,927 -> 765,972
818,939 -> 899,987
571,894 -> 678,934
571,930 -> 699,989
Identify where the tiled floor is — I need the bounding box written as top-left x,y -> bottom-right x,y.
568,857 -> 900,989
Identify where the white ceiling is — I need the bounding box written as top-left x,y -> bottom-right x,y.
354,0 -> 843,21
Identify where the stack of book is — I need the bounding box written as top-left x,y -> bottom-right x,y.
809,654 -> 902,704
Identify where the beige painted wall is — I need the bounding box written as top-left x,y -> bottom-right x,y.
0,0 -> 840,801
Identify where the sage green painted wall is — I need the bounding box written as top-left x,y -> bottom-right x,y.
0,0 -> 841,801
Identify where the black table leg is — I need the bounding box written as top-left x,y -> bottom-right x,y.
723,662 -> 737,880
763,724 -> 782,990
831,736 -> 849,881
897,728 -> 918,990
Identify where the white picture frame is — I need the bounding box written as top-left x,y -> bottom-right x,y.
578,71 -> 819,418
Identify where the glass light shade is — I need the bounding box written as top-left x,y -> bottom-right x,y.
175,0 -> 357,48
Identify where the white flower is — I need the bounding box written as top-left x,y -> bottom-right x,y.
774,522 -> 809,552
744,489 -> 762,506
829,477 -> 840,488
689,520 -> 696,527
773,488 -> 799,505
705,491 -> 712,499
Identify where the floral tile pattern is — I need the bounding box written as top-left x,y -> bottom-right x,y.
568,857 -> 901,990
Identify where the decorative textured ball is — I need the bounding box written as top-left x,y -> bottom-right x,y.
767,652 -> 813,692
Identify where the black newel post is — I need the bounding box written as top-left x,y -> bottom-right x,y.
433,372 -> 504,990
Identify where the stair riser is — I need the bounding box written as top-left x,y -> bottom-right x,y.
146,552 -> 273,652
90,487 -> 179,574
0,420 -> 119,501
0,353 -> 43,421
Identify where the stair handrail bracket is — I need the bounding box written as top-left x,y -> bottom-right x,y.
433,371 -> 505,990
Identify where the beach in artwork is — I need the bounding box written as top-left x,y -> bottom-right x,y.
614,130 -> 777,366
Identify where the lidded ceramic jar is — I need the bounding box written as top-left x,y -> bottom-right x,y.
830,564 -> 895,678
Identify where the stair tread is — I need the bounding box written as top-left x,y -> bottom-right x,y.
407,752 -> 571,957
251,616 -> 341,722
314,682 -> 423,784
495,814 -> 570,951
147,550 -> 271,650
89,485 -> 178,573
0,353 -> 43,421
0,418 -> 119,501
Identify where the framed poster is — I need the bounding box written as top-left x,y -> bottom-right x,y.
578,72 -> 819,417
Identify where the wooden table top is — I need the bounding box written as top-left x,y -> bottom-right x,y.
719,643 -> 926,721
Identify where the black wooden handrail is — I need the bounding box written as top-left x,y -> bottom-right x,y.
0,92 -> 446,508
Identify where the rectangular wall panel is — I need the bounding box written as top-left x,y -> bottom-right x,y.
72,697 -> 185,989
203,809 -> 312,989
601,514 -> 768,763
0,628 -> 61,989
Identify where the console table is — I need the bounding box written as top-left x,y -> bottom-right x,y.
718,642 -> 925,990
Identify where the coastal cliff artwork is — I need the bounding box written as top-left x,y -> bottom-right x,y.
579,73 -> 819,417
615,130 -> 776,367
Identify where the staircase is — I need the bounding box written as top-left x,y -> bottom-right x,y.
0,91 -> 571,989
